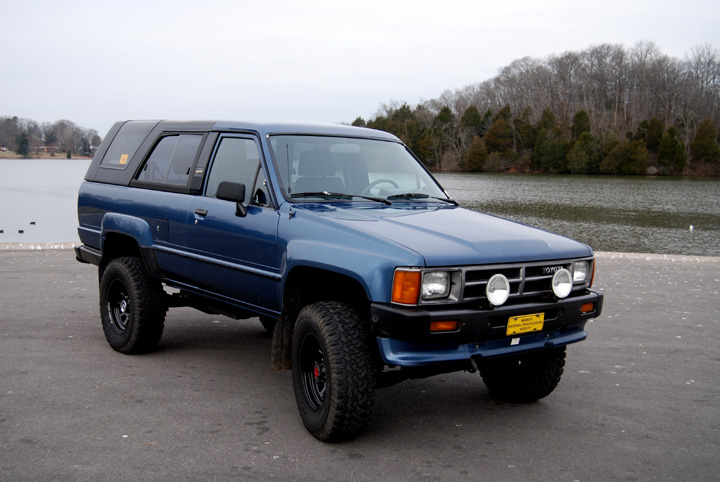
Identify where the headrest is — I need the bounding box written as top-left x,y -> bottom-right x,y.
298,150 -> 335,176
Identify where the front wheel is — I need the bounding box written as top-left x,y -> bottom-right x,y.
99,257 -> 166,354
291,302 -> 376,442
479,346 -> 566,403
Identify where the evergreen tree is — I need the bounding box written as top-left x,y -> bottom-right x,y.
387,103 -> 419,147
15,132 -> 29,157
623,140 -> 649,175
433,106 -> 455,130
367,116 -> 387,131
658,126 -> 686,173
537,108 -> 557,131
576,132 -> 602,174
493,105 -> 512,124
513,108 -> 537,152
601,139 -> 648,175
513,116 -> 535,151
415,129 -> 440,168
460,105 -> 483,136
673,139 -> 687,173
566,141 -> 590,174
571,110 -> 591,140
479,109 -> 494,137
690,119 -> 720,165
646,117 -> 663,152
534,128 -> 567,172
657,131 -> 674,168
600,142 -> 624,174
461,136 -> 487,171
633,120 -> 649,142
484,119 -> 512,154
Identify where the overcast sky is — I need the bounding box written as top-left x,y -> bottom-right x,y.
2,0 -> 719,137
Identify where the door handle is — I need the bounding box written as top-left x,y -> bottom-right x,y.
194,208 -> 208,216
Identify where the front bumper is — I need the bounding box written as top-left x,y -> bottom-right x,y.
371,289 -> 603,366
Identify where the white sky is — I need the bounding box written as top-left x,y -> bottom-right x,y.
2,0 -> 719,137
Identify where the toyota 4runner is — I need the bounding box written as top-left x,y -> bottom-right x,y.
76,120 -> 603,441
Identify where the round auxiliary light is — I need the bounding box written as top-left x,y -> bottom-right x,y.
552,269 -> 573,299
486,274 -> 510,306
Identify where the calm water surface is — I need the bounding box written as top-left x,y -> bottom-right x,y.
0,158 -> 90,243
1,160 -> 718,256
436,173 -> 720,257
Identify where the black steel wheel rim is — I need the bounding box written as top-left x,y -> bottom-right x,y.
107,279 -> 131,334
299,333 -> 327,411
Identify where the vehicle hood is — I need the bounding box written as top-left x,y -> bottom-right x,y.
294,203 -> 593,266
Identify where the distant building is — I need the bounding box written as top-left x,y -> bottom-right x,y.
32,146 -> 59,153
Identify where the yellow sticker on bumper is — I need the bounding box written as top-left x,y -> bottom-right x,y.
506,312 -> 544,336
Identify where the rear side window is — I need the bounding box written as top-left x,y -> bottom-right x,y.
137,134 -> 203,186
100,121 -> 157,169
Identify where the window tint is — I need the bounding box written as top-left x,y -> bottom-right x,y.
206,137 -> 264,203
100,121 -> 156,169
137,134 -> 202,186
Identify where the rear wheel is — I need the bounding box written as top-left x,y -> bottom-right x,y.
479,346 -> 566,403
99,257 -> 166,354
291,302 -> 375,442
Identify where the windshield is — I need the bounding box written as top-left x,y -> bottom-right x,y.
268,135 -> 448,202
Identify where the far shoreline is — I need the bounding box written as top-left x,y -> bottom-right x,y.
0,152 -> 92,160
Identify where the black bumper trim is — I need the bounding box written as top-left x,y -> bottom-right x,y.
370,289 -> 603,343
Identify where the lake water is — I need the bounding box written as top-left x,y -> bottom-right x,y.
1,159 -> 718,256
0,158 -> 90,244
436,173 -> 720,257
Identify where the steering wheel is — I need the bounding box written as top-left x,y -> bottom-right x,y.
361,178 -> 399,196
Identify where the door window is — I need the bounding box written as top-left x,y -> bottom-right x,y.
206,137 -> 270,206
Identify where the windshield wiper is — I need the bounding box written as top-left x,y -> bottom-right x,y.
291,191 -> 392,205
386,193 -> 458,206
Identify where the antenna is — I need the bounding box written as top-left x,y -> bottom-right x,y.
286,144 -> 292,193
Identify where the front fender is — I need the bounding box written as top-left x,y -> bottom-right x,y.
284,238 -> 421,303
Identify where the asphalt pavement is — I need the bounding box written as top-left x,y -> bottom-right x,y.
1,248 -> 719,481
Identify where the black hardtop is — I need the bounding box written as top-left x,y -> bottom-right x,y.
84,119 -> 399,187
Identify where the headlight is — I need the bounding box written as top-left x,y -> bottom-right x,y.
486,274 -> 510,306
552,269 -> 573,298
422,271 -> 450,300
573,261 -> 589,283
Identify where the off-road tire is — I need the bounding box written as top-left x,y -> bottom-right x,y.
99,257 -> 166,354
479,346 -> 566,403
291,301 -> 376,442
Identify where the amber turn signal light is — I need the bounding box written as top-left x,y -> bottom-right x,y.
580,302 -> 595,314
430,320 -> 458,332
392,270 -> 421,305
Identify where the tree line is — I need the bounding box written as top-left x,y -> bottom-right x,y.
352,42 -> 720,176
0,116 -> 101,158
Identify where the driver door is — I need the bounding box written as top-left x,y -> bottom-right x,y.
185,134 -> 280,312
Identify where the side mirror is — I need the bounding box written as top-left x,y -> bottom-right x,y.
216,181 -> 248,217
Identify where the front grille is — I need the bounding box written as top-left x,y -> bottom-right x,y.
461,260 -> 577,305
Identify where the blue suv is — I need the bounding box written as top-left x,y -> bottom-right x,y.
76,120 -> 603,441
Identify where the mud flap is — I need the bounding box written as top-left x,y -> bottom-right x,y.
271,313 -> 294,370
